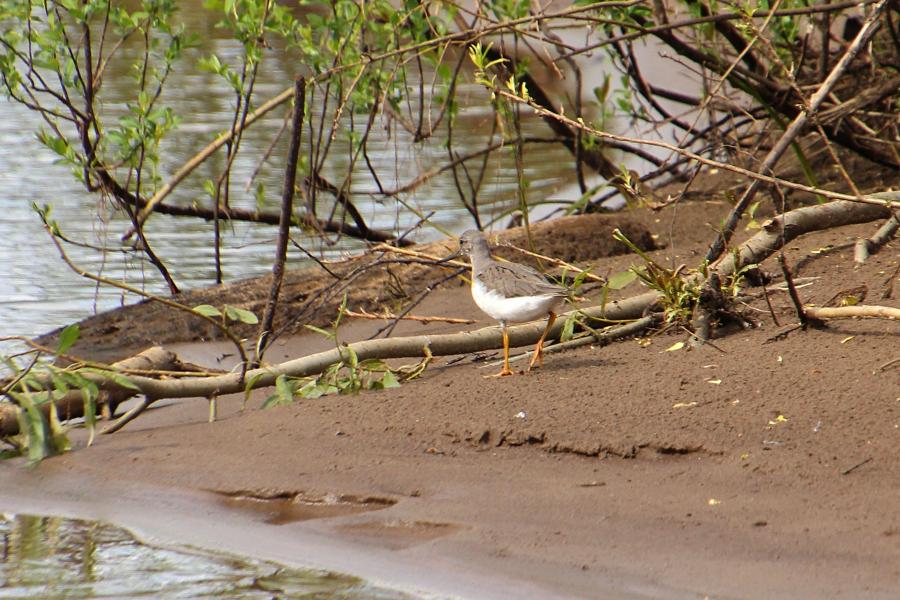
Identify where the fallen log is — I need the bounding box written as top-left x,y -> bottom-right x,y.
0,291 -> 661,437
715,193 -> 898,280
0,347 -> 193,437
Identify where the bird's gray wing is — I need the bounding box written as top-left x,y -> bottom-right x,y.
477,262 -> 567,298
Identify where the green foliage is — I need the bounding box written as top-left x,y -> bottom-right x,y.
261,355 -> 403,408
0,318 -> 136,461
606,269 -> 639,290
260,298 -> 424,408
468,42 -> 507,96
193,303 -> 259,324
56,324 -> 80,355
0,0 -> 195,196
613,228 -> 702,324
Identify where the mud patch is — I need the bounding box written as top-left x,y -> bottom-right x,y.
335,520 -> 461,550
213,489 -> 395,525
466,428 -> 714,459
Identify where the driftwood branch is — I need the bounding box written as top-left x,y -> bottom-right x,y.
804,305 -> 900,320
854,213 -> 900,264
715,195 -> 897,280
0,347 -> 190,437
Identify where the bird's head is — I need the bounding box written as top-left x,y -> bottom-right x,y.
437,230 -> 490,264
458,230 -> 490,257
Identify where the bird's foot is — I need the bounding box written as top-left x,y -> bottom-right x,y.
484,368 -> 515,378
526,348 -> 545,372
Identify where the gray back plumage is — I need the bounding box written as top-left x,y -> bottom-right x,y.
459,230 -> 567,298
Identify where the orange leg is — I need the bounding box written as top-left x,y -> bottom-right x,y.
527,311 -> 557,372
485,323 -> 514,378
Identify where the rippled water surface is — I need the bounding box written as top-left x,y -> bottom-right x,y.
0,513 -> 415,599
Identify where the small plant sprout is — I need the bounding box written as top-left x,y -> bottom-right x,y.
613,228 -> 703,324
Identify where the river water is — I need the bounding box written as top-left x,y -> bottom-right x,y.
0,2 -> 602,342
0,512 -> 415,599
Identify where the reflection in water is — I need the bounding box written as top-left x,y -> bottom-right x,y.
0,513 -> 415,599
0,2 -> 587,341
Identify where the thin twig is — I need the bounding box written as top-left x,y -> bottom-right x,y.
501,243 -> 606,284
841,457 -> 872,475
343,308 -> 474,325
778,254 -> 808,327
256,78 -> 306,365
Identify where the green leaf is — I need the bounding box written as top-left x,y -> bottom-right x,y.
193,304 -> 222,318
224,305 -> 258,324
379,371 -> 400,389
203,179 -> 217,199
344,346 -> 358,370
13,390 -> 51,464
560,313 -> 577,342
297,380 -> 326,399
606,270 -> 638,290
244,372 -> 264,402
593,74 -> 611,105
111,371 -> 141,391
275,374 -> 296,404
48,403 -> 70,454
263,374 -> 297,408
57,323 -> 80,354
197,54 -> 223,74
255,182 -> 266,210
81,368 -> 141,392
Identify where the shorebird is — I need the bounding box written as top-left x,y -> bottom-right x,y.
452,230 -> 568,377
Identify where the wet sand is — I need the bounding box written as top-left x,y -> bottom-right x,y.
3,200 -> 899,599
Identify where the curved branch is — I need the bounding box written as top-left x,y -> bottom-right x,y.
715,195 -> 897,279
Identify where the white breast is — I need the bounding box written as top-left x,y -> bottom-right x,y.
471,280 -> 562,324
